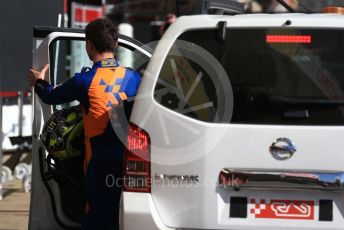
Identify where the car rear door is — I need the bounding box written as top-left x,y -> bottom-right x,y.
130,15 -> 344,230
29,27 -> 152,230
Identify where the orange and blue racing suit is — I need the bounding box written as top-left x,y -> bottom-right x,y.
35,58 -> 141,230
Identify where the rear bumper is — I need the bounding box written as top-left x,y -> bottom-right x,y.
121,192 -> 175,230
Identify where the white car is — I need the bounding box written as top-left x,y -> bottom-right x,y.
30,6 -> 344,230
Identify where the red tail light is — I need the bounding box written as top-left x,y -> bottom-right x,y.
266,35 -> 312,44
123,123 -> 151,193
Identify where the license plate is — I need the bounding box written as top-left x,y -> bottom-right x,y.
230,196 -> 333,221
250,198 -> 314,220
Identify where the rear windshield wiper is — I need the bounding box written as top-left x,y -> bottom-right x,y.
269,96 -> 344,105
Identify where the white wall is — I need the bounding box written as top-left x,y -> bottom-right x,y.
2,105 -> 32,150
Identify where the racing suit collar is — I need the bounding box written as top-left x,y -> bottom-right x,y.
92,58 -> 120,68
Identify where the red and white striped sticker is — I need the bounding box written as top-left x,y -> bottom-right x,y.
250,199 -> 315,220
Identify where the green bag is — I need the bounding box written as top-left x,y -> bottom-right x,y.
41,106 -> 85,160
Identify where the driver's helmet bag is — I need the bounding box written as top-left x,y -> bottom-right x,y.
41,106 -> 85,160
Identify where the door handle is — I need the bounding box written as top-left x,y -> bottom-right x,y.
219,169 -> 344,191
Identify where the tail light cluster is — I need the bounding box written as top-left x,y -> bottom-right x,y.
123,123 -> 151,193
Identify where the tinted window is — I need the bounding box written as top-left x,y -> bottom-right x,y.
154,28 -> 344,125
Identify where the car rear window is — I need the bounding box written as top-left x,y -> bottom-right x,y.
154,28 -> 344,125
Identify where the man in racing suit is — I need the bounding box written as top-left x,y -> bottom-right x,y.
27,19 -> 141,230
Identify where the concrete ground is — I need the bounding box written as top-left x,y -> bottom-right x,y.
0,179 -> 30,230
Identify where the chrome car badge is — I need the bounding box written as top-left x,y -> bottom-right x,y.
269,138 -> 296,160
154,174 -> 200,184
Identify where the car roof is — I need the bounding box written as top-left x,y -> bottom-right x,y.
168,13 -> 344,31
188,13 -> 344,19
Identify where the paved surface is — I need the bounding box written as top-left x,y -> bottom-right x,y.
0,179 -> 30,230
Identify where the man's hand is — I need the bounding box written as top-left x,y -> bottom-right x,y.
27,64 -> 49,87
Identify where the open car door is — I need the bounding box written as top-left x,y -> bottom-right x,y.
29,27 -> 152,230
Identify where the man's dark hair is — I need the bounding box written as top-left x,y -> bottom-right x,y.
85,18 -> 118,53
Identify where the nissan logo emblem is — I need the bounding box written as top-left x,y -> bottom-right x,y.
270,138 -> 296,160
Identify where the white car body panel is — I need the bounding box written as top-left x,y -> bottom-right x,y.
121,192 -> 175,230
126,14 -> 344,230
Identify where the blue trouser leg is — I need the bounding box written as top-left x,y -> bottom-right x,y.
82,142 -> 123,230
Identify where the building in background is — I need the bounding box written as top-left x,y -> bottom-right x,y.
0,0 -> 63,93
106,0 -> 198,42
0,0 -> 63,151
